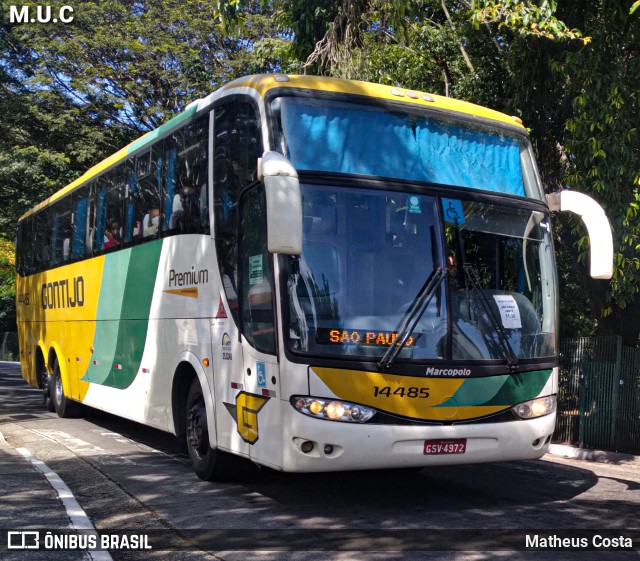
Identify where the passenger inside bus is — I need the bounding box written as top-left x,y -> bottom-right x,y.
142,207 -> 160,237
103,220 -> 122,249
169,184 -> 201,232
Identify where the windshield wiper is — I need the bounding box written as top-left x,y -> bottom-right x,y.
463,264 -> 519,370
378,267 -> 444,370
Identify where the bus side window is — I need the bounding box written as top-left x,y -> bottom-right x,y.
51,196 -> 72,266
33,208 -> 53,272
93,183 -> 107,254
213,100 -> 263,322
16,219 -> 32,275
71,186 -> 89,261
124,149 -> 162,244
164,114 -> 209,235
239,186 -> 276,354
101,164 -> 127,251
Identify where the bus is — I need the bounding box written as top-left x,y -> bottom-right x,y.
15,74 -> 613,480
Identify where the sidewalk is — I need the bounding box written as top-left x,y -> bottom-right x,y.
547,443 -> 640,465
0,429 -> 87,560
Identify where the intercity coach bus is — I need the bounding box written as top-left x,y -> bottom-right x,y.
15,75 -> 613,480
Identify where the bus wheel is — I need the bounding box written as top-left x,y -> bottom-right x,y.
186,378 -> 236,481
51,358 -> 81,418
40,363 -> 55,412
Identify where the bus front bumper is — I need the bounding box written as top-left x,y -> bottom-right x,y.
281,407 -> 556,472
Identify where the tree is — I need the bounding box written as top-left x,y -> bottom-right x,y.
263,0 -> 638,340
2,0 -> 638,342
558,1 -> 640,344
0,237 -> 16,331
0,0 -> 293,239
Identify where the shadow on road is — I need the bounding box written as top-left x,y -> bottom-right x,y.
3,361 -> 627,536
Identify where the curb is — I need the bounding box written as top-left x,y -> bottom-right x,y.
547,443 -> 640,465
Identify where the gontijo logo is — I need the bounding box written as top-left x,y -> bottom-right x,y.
41,276 -> 85,309
9,5 -> 74,24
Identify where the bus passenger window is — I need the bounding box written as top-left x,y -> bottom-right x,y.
71,187 -> 89,260
164,114 -> 209,235
213,100 -> 262,323
51,198 -> 73,266
239,186 -> 276,354
130,147 -> 162,242
100,166 -> 126,251
33,209 -> 52,271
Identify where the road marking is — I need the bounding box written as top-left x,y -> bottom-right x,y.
16,446 -> 113,561
90,428 -> 191,466
30,429 -> 135,465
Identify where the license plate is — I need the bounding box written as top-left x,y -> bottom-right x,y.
423,438 -> 467,455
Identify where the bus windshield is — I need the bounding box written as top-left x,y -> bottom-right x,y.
283,185 -> 556,364
271,95 -> 542,200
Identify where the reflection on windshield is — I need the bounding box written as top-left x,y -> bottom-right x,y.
284,186 -> 557,363
445,200 -> 556,361
273,96 -> 535,198
286,185 -> 446,360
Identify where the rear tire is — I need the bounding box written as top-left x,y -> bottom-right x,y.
186,378 -> 237,481
41,363 -> 55,412
51,358 -> 82,418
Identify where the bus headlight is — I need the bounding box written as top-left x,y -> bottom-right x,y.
512,396 -> 556,419
292,396 -> 376,423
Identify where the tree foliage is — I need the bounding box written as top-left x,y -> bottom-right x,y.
0,0 -> 293,236
1,0 -> 638,341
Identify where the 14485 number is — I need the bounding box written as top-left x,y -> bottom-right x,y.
373,386 -> 429,398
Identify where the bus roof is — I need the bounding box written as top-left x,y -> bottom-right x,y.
216,74 -> 525,130
20,74 -> 525,221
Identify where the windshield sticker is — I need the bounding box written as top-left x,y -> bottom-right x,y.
408,195 -> 422,214
442,199 -> 465,224
249,255 -> 263,285
493,295 -> 522,329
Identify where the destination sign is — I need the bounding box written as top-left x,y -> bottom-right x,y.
317,328 -> 416,348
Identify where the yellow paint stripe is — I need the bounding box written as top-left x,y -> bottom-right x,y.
163,287 -> 199,298
222,75 -> 525,129
311,367 -> 507,422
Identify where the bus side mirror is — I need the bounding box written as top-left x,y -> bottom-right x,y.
258,151 -> 303,255
546,190 -> 613,279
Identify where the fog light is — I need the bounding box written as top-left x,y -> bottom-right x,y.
513,396 -> 556,419
300,440 -> 314,453
324,444 -> 334,455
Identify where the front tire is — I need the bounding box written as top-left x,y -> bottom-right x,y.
186,378 -> 237,481
51,358 -> 82,418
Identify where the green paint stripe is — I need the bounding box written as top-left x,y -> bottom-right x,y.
437,370 -> 553,407
111,241 -> 163,389
483,370 -> 552,406
82,250 -> 132,385
437,375 -> 509,406
82,241 -> 163,388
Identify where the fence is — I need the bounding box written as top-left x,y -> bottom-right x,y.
555,336 -> 640,455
